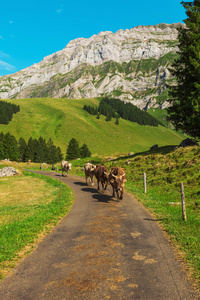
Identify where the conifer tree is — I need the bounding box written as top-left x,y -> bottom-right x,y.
167,1 -> 200,139
80,143 -> 91,158
66,138 -> 80,160
0,132 -> 5,160
18,137 -> 27,162
4,132 -> 18,161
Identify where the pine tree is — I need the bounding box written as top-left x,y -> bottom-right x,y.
66,138 -> 80,160
167,1 -> 200,139
0,132 -> 5,160
18,137 -> 27,162
3,132 -> 18,161
24,137 -> 36,162
80,143 -> 91,158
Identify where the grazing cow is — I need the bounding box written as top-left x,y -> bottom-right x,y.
84,163 -> 96,186
61,161 -> 72,177
109,167 -> 127,201
95,164 -> 109,192
27,159 -> 31,164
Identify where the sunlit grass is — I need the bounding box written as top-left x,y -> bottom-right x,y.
0,171 -> 74,280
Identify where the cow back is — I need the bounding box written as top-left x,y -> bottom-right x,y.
95,165 -> 108,180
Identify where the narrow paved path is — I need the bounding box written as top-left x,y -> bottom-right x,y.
0,171 -> 199,299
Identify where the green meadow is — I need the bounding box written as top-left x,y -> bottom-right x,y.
0,97 -> 185,157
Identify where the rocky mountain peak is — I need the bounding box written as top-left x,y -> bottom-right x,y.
0,23 -> 184,110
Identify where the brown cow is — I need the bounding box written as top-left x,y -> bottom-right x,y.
84,163 -> 96,186
61,161 -> 72,177
109,167 -> 127,201
95,164 -> 109,192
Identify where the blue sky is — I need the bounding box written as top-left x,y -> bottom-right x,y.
0,0 -> 186,76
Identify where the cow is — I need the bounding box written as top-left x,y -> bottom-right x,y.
108,167 -> 127,201
95,164 -> 109,192
61,161 -> 72,177
27,159 -> 31,164
84,163 -> 96,186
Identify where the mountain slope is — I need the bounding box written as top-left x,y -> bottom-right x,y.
0,23 -> 184,110
0,98 -> 185,156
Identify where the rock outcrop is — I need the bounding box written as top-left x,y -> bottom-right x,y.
0,23 -> 184,110
0,167 -> 19,177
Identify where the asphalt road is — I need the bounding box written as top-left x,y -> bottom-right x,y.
0,171 -> 199,300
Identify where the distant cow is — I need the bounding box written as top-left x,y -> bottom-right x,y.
109,167 -> 127,201
61,161 -> 72,177
84,163 -> 96,186
27,159 -> 31,164
95,164 -> 109,192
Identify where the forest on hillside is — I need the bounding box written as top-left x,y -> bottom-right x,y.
0,132 -> 63,163
0,101 -> 20,124
83,97 -> 161,126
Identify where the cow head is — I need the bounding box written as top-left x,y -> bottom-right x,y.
110,173 -> 127,191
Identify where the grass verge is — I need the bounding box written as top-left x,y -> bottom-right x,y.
0,171 -> 74,280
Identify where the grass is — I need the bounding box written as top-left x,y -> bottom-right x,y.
0,97 -> 185,157
0,170 -> 74,280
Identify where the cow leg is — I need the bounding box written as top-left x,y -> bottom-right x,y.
119,191 -> 123,200
101,181 -> 104,193
91,176 -> 94,186
97,180 -> 100,190
116,191 -> 120,201
112,188 -> 115,198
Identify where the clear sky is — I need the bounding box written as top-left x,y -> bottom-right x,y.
0,0 -> 187,76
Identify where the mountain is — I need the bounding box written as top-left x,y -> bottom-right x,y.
0,23 -> 184,110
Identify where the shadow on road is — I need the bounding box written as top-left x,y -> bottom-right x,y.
143,218 -> 168,222
74,181 -> 86,186
92,193 -> 114,203
81,187 -> 96,193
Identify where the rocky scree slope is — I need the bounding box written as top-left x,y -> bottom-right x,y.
0,23 -> 184,110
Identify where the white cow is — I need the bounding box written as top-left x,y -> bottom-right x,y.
61,161 -> 72,177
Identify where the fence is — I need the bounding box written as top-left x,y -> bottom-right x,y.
143,172 -> 187,221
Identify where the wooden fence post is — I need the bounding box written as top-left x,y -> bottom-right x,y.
143,173 -> 147,194
180,182 -> 187,221
59,175 -> 62,203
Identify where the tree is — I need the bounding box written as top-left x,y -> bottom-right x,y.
66,138 -> 80,160
18,137 -> 27,162
0,132 -> 5,160
80,143 -> 91,158
24,137 -> 37,162
3,132 -> 18,161
167,1 -> 200,139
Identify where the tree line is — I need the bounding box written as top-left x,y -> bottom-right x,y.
83,97 -> 160,127
0,101 -> 20,124
0,132 -> 92,163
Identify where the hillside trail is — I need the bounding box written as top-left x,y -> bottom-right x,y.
0,170 -> 199,300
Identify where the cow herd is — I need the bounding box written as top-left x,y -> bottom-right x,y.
61,161 -> 127,201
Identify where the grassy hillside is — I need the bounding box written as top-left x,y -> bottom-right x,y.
0,97 -> 185,157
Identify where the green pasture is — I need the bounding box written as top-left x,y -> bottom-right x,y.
0,97 -> 185,157
0,171 -> 74,280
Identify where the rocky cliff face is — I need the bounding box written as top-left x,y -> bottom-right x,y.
0,23 -> 183,110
